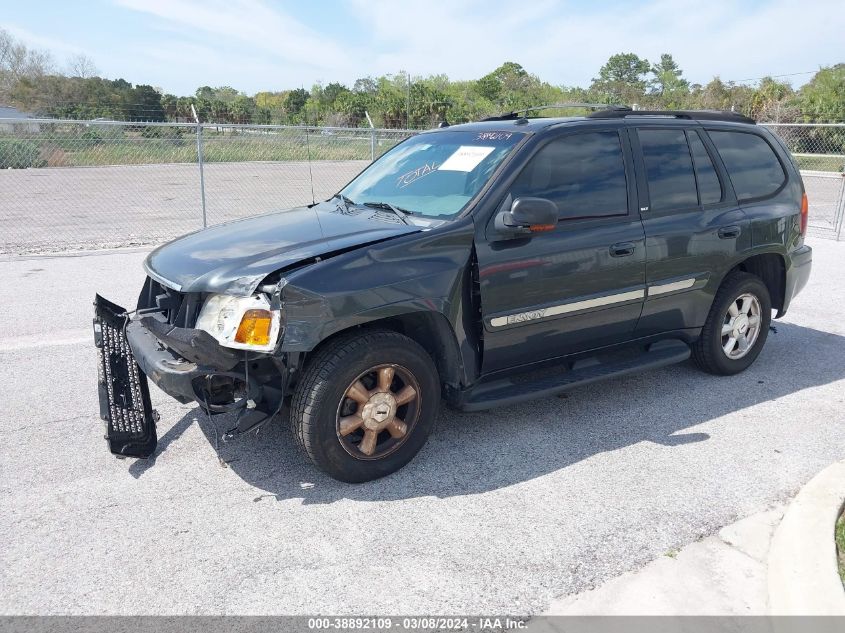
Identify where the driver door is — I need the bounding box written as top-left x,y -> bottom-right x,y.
475,128 -> 647,373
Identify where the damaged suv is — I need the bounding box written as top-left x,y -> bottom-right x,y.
95,106 -> 812,482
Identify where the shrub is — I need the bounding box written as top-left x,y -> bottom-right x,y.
80,128 -> 104,145
0,138 -> 46,168
140,124 -> 187,146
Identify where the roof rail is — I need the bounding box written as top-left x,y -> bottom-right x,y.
481,103 -> 629,122
586,109 -> 756,125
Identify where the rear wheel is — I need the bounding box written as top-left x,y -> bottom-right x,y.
290,330 -> 440,483
692,272 -> 772,375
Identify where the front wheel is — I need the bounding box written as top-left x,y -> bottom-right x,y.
692,272 -> 772,375
290,330 -> 440,483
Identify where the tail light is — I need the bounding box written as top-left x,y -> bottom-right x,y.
800,192 -> 809,236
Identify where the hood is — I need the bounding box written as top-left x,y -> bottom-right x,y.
144,202 -> 420,295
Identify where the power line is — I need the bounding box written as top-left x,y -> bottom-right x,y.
726,70 -> 822,83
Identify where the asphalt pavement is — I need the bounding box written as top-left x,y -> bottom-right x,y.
1,237 -> 844,615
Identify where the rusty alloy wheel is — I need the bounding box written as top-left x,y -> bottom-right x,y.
335,364 -> 421,460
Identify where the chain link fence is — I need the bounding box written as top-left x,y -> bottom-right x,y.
0,119 -> 414,253
0,118 -> 843,254
761,123 -> 845,239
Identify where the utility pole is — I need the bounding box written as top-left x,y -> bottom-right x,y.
407,71 -> 411,129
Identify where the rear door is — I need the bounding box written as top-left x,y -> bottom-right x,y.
631,124 -> 752,336
475,126 -> 647,373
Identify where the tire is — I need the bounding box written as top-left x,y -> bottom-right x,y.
692,271 -> 772,376
290,329 -> 440,483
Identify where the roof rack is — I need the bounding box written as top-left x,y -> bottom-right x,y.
481,103 -> 628,122
586,109 -> 756,125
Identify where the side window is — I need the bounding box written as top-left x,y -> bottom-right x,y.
687,130 -> 722,205
510,131 -> 628,220
708,130 -> 786,200
638,129 -> 698,211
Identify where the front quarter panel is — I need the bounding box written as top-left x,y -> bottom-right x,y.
277,217 -> 476,356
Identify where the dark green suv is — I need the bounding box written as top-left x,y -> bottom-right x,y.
94,106 -> 812,482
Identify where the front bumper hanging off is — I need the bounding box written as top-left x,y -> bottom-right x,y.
94,293 -> 289,460
93,294 -> 158,458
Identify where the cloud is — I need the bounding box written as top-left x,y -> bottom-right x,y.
114,0 -> 362,79
345,0 -> 844,87
119,40 -> 286,93
2,22 -> 88,57
93,0 -> 844,94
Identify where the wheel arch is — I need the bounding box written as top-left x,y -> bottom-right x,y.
297,310 -> 467,396
731,251 -> 786,316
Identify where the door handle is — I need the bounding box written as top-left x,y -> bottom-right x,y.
718,225 -> 741,239
609,242 -> 636,257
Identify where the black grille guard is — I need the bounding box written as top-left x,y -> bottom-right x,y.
93,294 -> 157,458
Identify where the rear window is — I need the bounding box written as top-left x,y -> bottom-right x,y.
638,129 -> 698,211
688,131 -> 722,205
708,130 -> 786,201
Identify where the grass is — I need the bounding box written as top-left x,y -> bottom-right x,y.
794,154 -> 845,173
836,510 -> 845,585
40,135 -> 390,167
4,126 -> 843,171
2,127 -> 406,168
45,141 -> 844,171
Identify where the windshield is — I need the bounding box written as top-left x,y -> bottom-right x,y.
341,130 -> 525,219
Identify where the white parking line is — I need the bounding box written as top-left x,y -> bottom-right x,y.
0,332 -> 90,351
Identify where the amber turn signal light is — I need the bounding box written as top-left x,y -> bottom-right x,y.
529,224 -> 556,232
235,309 -> 273,346
800,192 -> 809,236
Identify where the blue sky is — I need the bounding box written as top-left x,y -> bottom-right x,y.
2,0 -> 842,95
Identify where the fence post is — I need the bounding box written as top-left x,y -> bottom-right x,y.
192,105 -> 208,228
365,110 -> 376,161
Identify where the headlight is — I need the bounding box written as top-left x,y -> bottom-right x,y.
195,293 -> 281,352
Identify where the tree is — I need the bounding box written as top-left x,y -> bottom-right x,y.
254,91 -> 286,123
369,75 -> 402,127
229,94 -> 255,123
353,77 -> 378,95
127,84 -> 164,121
66,53 -> 98,79
0,27 -> 52,99
691,77 -> 755,115
320,81 -> 349,107
284,88 -> 309,122
1,33 -> 842,128
750,77 -> 795,122
195,86 -> 215,101
476,62 -> 530,104
799,65 -> 845,122
160,93 -> 178,120
475,73 -> 501,102
334,90 -> 369,126
591,53 -> 650,104
649,54 -> 689,99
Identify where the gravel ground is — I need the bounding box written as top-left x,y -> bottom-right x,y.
0,238 -> 844,615
0,161 -> 368,254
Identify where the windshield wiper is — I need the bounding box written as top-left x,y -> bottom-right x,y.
362,201 -> 415,226
331,193 -> 356,213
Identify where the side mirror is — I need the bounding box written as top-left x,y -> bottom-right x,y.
495,197 -> 558,237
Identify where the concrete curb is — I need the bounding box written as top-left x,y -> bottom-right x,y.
767,458 -> 845,614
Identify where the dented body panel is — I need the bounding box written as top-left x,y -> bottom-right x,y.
144,203 -> 422,296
